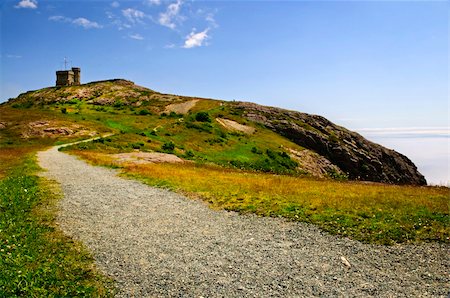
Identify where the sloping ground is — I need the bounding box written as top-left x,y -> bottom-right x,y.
37,147 -> 448,297
164,99 -> 199,114
216,118 -> 256,134
237,102 -> 427,185
7,79 -> 427,185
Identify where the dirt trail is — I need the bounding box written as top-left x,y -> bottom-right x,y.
37,146 -> 449,297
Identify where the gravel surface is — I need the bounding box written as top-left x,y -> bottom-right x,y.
37,146 -> 449,297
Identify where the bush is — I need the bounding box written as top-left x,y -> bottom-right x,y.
131,142 -> 144,149
184,150 -> 195,159
168,111 -> 182,118
251,147 -> 263,154
161,141 -> 175,152
61,107 -> 67,114
185,121 -> 212,133
195,112 -> 211,122
139,109 -> 151,116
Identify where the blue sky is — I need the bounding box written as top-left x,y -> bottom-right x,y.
1,0 -> 448,184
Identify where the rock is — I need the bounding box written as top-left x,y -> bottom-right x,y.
340,256 -> 351,268
236,102 -> 426,185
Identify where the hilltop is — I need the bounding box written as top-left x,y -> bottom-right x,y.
2,79 -> 426,185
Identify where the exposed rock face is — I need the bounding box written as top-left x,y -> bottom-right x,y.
236,102 -> 426,185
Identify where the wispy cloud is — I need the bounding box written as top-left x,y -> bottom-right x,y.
73,18 -> 102,29
146,0 -> 161,5
164,43 -> 176,49
5,54 -> 22,59
49,15 -> 102,29
15,0 -> 37,9
111,1 -> 120,8
49,15 -> 70,22
122,8 -> 146,24
183,28 -> 209,48
159,0 -> 183,29
205,13 -> 218,28
129,33 -> 144,40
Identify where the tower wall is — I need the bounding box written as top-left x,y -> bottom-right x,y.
72,67 -> 81,85
56,70 -> 74,86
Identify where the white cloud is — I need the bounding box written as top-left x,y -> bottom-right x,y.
72,17 -> 102,29
205,13 -> 218,28
159,0 -> 182,29
183,28 -> 209,48
49,15 -> 102,29
122,8 -> 146,24
48,15 -> 70,22
15,0 -> 37,9
129,33 -> 144,40
147,0 -> 161,5
164,43 -> 176,49
6,54 -> 22,59
111,1 -> 120,8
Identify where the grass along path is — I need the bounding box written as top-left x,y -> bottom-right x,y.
0,157 -> 113,297
71,150 -> 449,245
38,145 -> 449,296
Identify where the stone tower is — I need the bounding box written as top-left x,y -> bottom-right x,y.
56,67 -> 81,86
72,67 -> 80,85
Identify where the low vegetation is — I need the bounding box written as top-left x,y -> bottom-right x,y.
0,104 -> 114,296
0,157 -> 114,296
71,150 -> 449,245
1,79 -> 448,261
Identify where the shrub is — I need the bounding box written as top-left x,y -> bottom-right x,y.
184,150 -> 195,159
195,112 -> 211,122
61,107 -> 67,114
251,147 -> 263,154
162,141 -> 175,152
185,121 -> 212,133
131,142 -> 144,149
139,109 -> 151,116
168,111 -> 182,118
113,100 -> 124,108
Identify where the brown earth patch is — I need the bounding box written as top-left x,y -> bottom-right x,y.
216,118 -> 255,134
112,152 -> 184,165
285,147 -> 344,178
22,121 -> 97,138
164,100 -> 199,114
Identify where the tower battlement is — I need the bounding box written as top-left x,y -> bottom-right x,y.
56,67 -> 81,86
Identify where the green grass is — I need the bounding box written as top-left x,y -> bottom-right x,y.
0,157 -> 114,297
5,80 -> 449,248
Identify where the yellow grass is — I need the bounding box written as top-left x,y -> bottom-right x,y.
71,150 -> 449,244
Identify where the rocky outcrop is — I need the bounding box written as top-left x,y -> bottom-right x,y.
236,102 -> 426,185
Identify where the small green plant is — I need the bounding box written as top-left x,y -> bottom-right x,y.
113,100 -> 124,109
329,133 -> 339,143
168,111 -> 182,118
251,147 -> 263,154
139,109 -> 151,116
195,112 -> 211,122
131,142 -> 144,149
184,150 -> 195,159
61,107 -> 67,114
161,141 -> 175,152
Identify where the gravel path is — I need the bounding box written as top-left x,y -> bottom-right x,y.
37,146 -> 449,297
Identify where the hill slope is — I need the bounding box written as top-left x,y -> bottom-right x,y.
3,79 -> 426,185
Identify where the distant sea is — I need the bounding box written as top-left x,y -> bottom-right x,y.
355,128 -> 449,187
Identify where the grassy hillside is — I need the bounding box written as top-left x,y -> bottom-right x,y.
1,80 -> 448,246
0,92 -> 117,295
